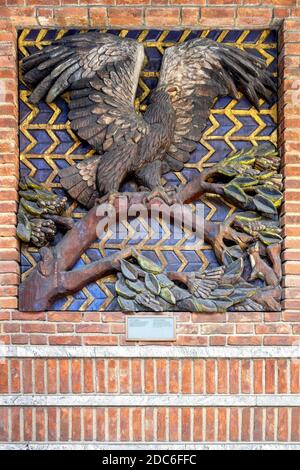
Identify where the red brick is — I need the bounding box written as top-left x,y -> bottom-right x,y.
169,407 -> 178,441
108,359 -> 118,393
145,7 -> 180,27
60,408 -> 69,441
10,358 -> 20,393
109,7 -> 143,26
217,359 -> 228,394
96,409 -> 105,441
230,407 -> 239,442
266,408 -> 275,441
206,407 -> 215,441
132,408 -> 142,441
0,409 -> 8,441
181,359 -> 192,394
71,359 -> 81,393
264,336 -> 300,345
254,359 -> 263,394
241,408 -> 251,442
291,360 -> 300,394
83,336 -> 117,345
54,7 -> 88,26
265,359 -> 276,394
182,7 -> 200,26
72,408 -> 81,441
47,359 -> 57,394
291,408 -> 300,442
11,334 -> 29,344
24,408 -> 32,441
48,410 -> 59,441
228,336 -> 262,346
59,359 -> 69,394
145,359 -> 154,394
253,408 -> 263,442
157,407 -> 166,441
131,358 -> 142,393
36,408 -> 45,441
193,408 -> 202,441
206,359 -> 216,394
230,359 -> 239,394
194,359 -> 204,394
11,408 -> 20,442
49,336 -> 81,345
277,408 -> 288,442
218,408 -> 227,442
23,359 -> 33,393
200,7 -> 236,26
84,359 -> 94,393
145,407 -> 154,441
0,361 -> 8,393
241,360 -> 251,394
96,359 -> 105,393
119,359 -> 129,393
236,7 -> 273,26
177,335 -> 208,346
108,408 -> 118,441
181,408 -> 191,442
35,359 -> 45,394
120,408 -> 130,441
83,408 -> 93,441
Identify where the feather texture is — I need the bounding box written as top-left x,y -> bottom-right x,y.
22,34 -> 276,207
157,38 -> 276,174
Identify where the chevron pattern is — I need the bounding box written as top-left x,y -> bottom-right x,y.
18,28 -> 278,311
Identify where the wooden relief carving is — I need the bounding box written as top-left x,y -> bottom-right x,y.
18,30 -> 281,312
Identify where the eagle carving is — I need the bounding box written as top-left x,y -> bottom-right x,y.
22,32 -> 276,208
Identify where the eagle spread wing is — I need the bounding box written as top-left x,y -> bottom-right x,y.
22,32 -> 148,207
157,38 -> 276,175
22,34 -> 276,207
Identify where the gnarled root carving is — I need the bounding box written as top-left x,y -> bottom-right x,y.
19,164 -> 282,312
19,245 -> 134,311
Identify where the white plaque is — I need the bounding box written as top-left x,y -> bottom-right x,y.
126,316 -> 176,341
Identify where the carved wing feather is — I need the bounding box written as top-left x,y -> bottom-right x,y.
22,32 -> 149,206
22,32 -> 147,152
158,39 -> 276,173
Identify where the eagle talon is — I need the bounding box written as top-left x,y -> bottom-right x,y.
145,185 -> 178,206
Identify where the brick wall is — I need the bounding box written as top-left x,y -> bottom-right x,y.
0,353 -> 299,445
0,0 -> 299,448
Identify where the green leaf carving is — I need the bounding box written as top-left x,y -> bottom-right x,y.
258,231 -> 283,246
145,273 -> 161,295
120,259 -> 138,281
253,194 -> 277,217
232,176 -> 258,188
115,278 -> 136,299
160,287 -> 176,305
16,213 -> 31,243
135,254 -> 163,274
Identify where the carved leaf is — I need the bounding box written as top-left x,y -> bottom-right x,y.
159,287 -> 176,305
258,231 -> 283,246
145,273 -> 161,296
17,213 -> 31,243
224,183 -> 248,205
120,259 -> 138,281
256,185 -> 283,207
232,176 -> 258,188
135,254 -> 163,274
117,297 -> 138,312
115,278 -> 136,299
253,194 -> 277,217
